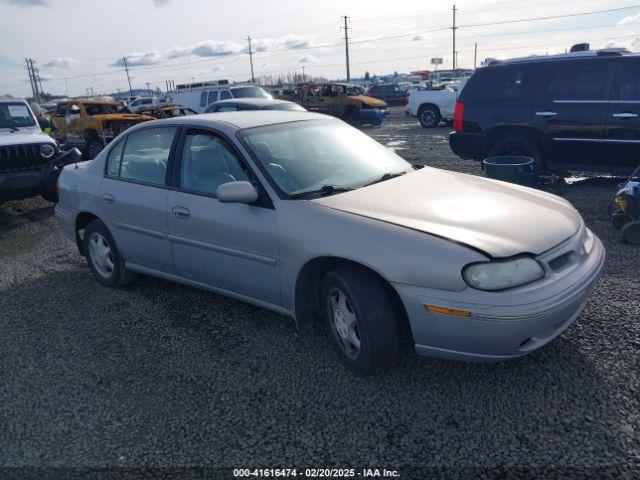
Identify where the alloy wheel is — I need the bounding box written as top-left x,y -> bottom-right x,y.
328,287 -> 361,359
89,232 -> 115,278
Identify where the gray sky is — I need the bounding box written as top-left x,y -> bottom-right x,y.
1,0 -> 640,97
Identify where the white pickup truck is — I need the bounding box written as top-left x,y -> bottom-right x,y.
405,78 -> 467,128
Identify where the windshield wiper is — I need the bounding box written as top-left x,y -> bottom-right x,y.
290,184 -> 353,199
0,126 -> 20,132
361,171 -> 408,188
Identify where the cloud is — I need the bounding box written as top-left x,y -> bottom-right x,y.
43,57 -> 78,68
298,54 -> 318,64
152,0 -> 169,5
618,12 -> 640,25
1,0 -> 47,6
112,34 -> 314,67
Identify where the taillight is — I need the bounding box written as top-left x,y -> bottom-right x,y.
453,101 -> 464,133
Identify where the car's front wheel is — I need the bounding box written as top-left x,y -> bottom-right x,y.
85,136 -> 104,160
83,220 -> 136,288
321,266 -> 400,376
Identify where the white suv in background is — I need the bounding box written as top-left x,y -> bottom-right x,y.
172,83 -> 271,113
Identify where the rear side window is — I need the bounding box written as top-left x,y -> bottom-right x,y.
106,140 -> 124,176
546,60 -> 612,101
616,60 -> 640,100
462,65 -> 537,102
118,127 -> 177,185
200,92 -> 207,108
220,90 -> 232,100
207,91 -> 219,105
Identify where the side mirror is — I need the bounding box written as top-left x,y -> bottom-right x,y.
216,181 -> 258,204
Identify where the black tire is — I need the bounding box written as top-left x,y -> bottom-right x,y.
418,105 -> 441,128
343,108 -> 361,127
85,135 -> 104,160
41,190 -> 58,203
622,221 -> 640,245
488,135 -> 544,174
321,266 -> 400,376
83,220 -> 136,288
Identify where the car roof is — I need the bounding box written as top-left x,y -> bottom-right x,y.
0,97 -> 27,104
213,98 -> 294,107
486,49 -> 640,67
139,110 -> 330,130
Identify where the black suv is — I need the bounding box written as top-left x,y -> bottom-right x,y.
366,84 -> 408,106
449,49 -> 640,174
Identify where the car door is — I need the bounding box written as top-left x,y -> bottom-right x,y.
100,125 -> 179,274
531,58 -> 615,166
166,128 -> 281,305
605,58 -> 640,170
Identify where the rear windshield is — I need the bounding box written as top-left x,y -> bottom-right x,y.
230,86 -> 270,99
85,103 -> 119,115
460,65 -> 539,103
0,102 -> 36,128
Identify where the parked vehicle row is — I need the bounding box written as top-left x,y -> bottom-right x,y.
54,110 -> 604,375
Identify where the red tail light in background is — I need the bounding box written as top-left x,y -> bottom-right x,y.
453,101 -> 464,133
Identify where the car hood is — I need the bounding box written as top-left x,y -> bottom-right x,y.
312,167 -> 582,258
351,95 -> 388,108
93,114 -> 154,122
0,129 -> 54,147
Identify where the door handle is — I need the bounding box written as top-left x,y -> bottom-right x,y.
612,112 -> 638,118
172,206 -> 191,219
536,111 -> 557,117
101,193 -> 115,204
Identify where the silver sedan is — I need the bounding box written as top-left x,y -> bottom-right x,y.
55,111 -> 605,375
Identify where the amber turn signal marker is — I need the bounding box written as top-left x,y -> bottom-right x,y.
424,305 -> 471,317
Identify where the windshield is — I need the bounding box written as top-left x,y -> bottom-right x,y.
231,86 -> 270,99
84,103 -> 119,115
240,120 -> 412,197
0,102 -> 36,128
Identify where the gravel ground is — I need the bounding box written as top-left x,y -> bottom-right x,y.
1,109 -> 639,477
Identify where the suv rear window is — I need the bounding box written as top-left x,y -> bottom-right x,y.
461,65 -> 537,102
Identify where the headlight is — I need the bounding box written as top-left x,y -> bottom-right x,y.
463,257 -> 544,291
40,143 -> 56,158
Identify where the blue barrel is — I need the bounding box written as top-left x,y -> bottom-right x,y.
483,156 -> 536,186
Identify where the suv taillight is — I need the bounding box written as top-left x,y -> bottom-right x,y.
453,101 -> 464,133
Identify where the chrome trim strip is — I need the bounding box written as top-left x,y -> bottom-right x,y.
168,234 -> 277,266
112,221 -> 167,240
554,137 -> 640,144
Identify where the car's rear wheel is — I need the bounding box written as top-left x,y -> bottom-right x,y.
83,220 -> 136,288
488,135 -> 544,174
321,266 -> 400,376
419,105 -> 441,128
85,136 -> 104,160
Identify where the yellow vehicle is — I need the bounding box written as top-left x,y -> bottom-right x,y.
137,104 -> 198,119
52,100 -> 154,159
301,83 -> 389,126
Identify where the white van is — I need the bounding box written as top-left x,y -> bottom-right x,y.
171,80 -> 271,113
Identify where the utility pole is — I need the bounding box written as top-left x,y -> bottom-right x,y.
247,36 -> 255,83
65,77 -> 69,97
122,56 -> 133,96
302,65 -> 306,81
25,58 -> 36,102
341,15 -> 351,82
474,43 -> 478,69
452,5 -> 457,74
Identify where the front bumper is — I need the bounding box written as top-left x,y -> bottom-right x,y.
0,170 -> 47,201
393,231 -> 605,362
361,108 -> 389,125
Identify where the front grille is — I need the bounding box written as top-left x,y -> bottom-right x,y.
548,251 -> 573,271
0,144 -> 48,173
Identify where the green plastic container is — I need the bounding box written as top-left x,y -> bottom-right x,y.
483,156 -> 535,186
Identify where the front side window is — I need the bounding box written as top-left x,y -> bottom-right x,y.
546,60 -> 612,101
119,127 -> 177,185
617,61 -> 640,101
240,119 -> 412,197
180,131 -> 249,195
0,102 -> 36,128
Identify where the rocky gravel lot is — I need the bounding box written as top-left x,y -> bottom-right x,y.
1,109 -> 639,477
